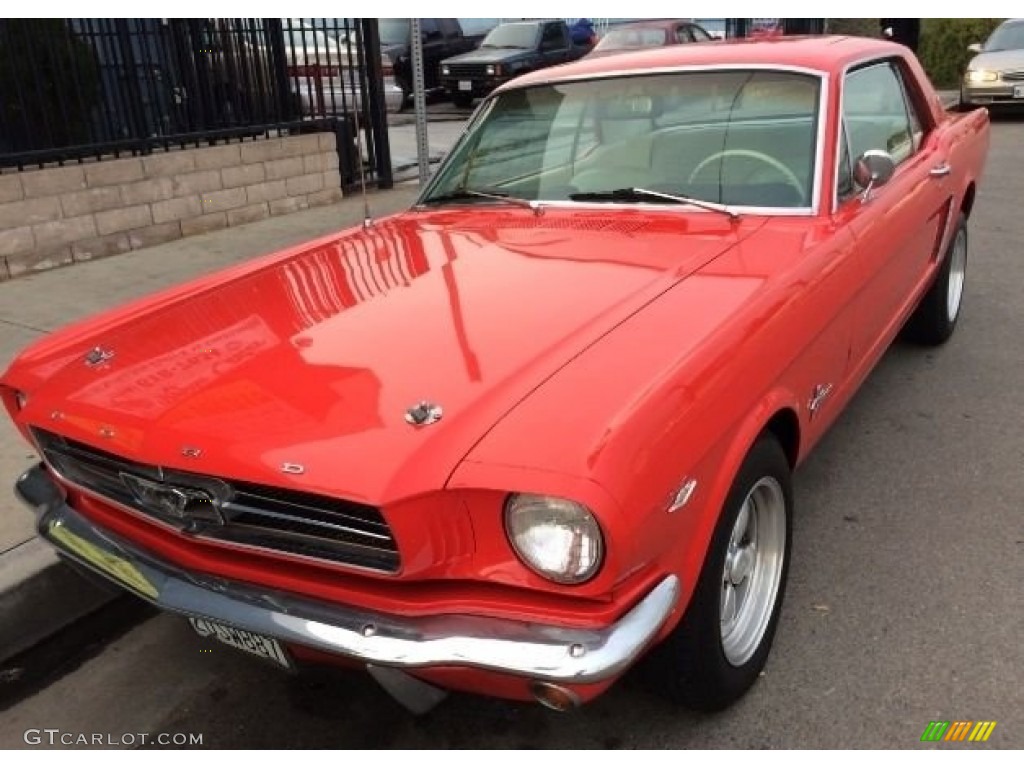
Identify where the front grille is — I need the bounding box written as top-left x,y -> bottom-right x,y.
1001,70 -> 1024,81
32,429 -> 400,573
446,63 -> 485,78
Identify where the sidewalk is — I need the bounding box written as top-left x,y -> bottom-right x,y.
0,182 -> 421,663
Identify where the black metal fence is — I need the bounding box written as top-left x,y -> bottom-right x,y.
0,18 -> 392,188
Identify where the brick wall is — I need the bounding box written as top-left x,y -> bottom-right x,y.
0,133 -> 343,281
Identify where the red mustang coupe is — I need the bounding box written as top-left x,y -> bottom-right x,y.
2,37 -> 989,715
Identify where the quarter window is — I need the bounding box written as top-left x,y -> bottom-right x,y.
842,62 -> 916,172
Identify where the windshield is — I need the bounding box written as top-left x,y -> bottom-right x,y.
984,22 -> 1024,52
423,69 -> 821,210
481,24 -> 539,49
378,18 -> 410,46
595,27 -> 668,51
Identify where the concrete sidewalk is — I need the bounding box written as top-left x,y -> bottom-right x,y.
0,182 -> 421,663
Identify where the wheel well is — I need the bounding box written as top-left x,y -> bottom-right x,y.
960,183 -> 976,219
764,409 -> 800,469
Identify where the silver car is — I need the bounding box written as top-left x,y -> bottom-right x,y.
961,18 -> 1024,109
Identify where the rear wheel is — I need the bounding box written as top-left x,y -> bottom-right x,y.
904,212 -> 968,345
643,435 -> 792,711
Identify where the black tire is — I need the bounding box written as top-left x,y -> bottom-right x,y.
904,212 -> 968,346
399,88 -> 412,111
642,435 -> 793,711
452,92 -> 474,108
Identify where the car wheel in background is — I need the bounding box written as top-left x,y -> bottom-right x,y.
905,212 -> 968,345
452,93 -> 474,108
642,435 -> 793,711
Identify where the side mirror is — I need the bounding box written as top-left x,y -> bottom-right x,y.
967,42 -> 982,54
853,149 -> 896,202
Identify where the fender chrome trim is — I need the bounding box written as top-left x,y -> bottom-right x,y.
16,464 -> 680,684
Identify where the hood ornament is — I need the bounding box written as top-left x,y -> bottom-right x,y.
405,401 -> 443,427
84,346 -> 115,367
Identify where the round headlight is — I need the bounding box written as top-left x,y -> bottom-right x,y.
441,64 -> 450,75
505,493 -> 604,584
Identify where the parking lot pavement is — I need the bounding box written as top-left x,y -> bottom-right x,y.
1,117 -> 1022,749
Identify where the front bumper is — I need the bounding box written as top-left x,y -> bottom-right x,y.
441,76 -> 509,98
16,464 -> 679,685
961,82 -> 1024,106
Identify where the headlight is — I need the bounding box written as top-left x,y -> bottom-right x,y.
965,69 -> 998,83
441,64 -> 450,75
486,64 -> 496,76
505,493 -> 604,584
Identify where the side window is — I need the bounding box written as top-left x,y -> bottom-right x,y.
843,62 -> 915,174
690,25 -> 712,42
894,66 -> 926,151
541,23 -> 563,50
676,26 -> 694,43
420,19 -> 440,37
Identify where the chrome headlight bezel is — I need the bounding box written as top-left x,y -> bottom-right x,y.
965,69 -> 999,83
504,493 -> 604,585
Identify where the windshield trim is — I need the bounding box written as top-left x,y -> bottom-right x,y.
416,64 -> 830,217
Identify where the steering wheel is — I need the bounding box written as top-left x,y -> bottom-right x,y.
688,149 -> 806,203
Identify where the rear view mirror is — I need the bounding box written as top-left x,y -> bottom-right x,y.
967,42 -> 982,54
854,149 -> 896,202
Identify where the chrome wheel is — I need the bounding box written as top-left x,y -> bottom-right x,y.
720,477 -> 787,667
946,226 -> 967,323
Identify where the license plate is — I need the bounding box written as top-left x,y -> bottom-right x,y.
189,617 -> 291,669
1014,85 -> 1024,99
458,80 -> 472,92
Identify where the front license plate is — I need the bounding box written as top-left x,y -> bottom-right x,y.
1014,85 -> 1024,99
189,617 -> 291,669
458,80 -> 472,92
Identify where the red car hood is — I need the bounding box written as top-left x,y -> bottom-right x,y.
7,208 -> 763,504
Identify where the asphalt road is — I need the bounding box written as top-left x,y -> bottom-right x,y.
2,117 -> 1022,750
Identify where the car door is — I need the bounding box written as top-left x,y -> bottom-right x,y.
420,19 -> 444,90
539,23 -> 568,64
837,59 -> 955,368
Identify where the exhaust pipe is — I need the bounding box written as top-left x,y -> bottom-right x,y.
529,680 -> 581,712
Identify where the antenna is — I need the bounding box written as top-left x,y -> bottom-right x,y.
353,20 -> 373,229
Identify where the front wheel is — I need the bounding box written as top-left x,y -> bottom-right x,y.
643,435 -> 793,711
451,92 -> 474,108
904,212 -> 968,345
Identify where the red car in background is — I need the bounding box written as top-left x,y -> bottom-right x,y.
3,37 -> 989,717
586,19 -> 714,58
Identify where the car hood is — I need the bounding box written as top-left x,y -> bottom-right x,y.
7,208 -> 763,504
968,48 -> 1024,71
443,48 -> 531,65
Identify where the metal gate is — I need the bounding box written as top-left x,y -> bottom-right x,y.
0,18 -> 392,189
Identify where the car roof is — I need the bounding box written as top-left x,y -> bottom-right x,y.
502,35 -> 908,90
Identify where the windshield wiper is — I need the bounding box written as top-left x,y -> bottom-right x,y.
420,187 -> 543,214
569,187 -> 740,220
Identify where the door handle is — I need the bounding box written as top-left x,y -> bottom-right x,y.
930,163 -> 952,178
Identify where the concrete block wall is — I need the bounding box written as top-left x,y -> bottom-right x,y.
0,133 -> 343,281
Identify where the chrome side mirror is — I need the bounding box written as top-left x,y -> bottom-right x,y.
967,42 -> 982,54
854,149 -> 896,203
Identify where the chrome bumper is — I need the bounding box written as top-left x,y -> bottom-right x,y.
16,464 -> 680,684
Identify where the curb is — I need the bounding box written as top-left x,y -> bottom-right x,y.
0,536 -> 117,665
